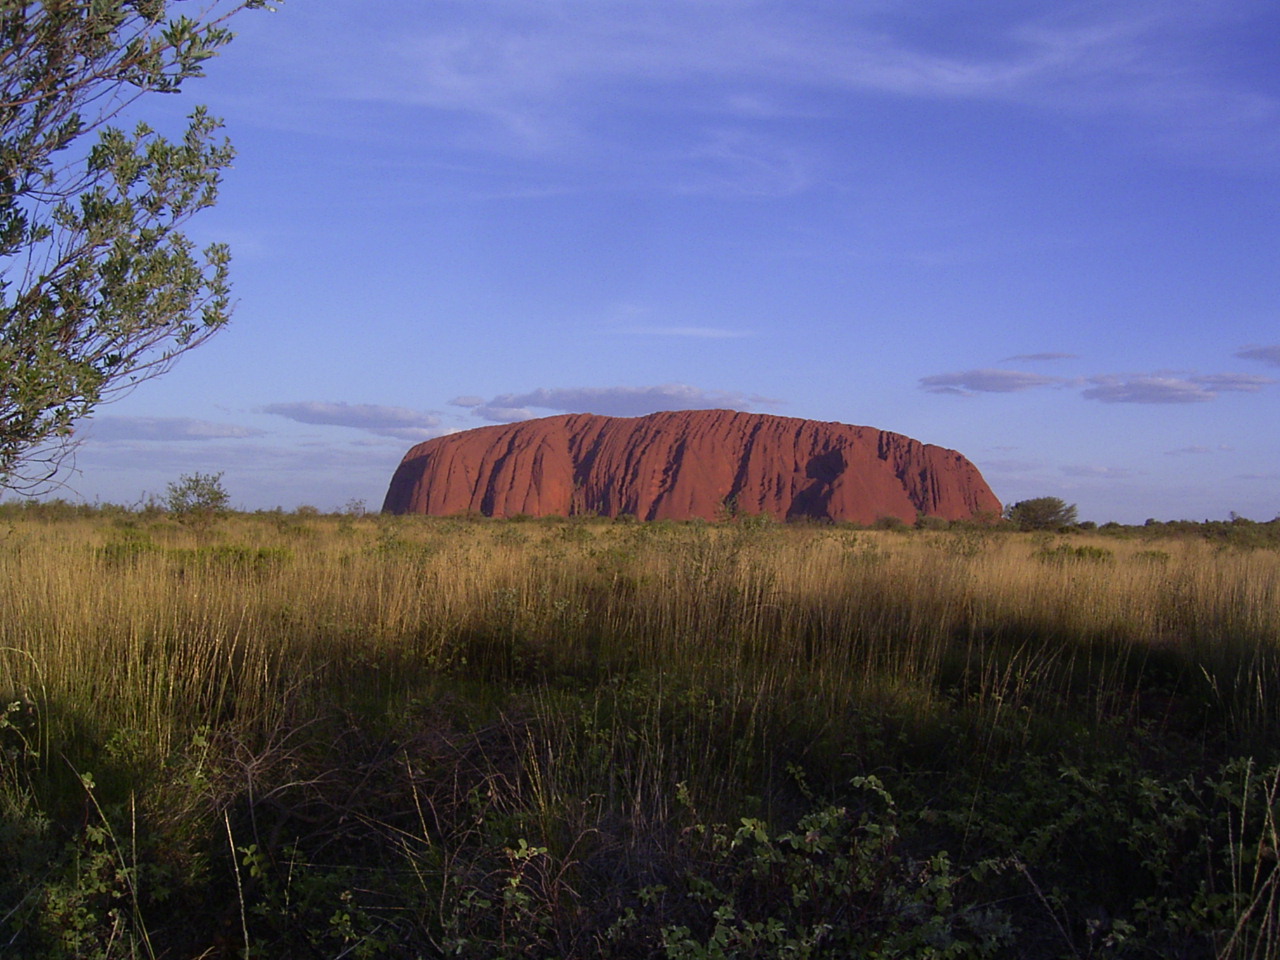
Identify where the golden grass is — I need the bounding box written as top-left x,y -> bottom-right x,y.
2,514 -> 1276,779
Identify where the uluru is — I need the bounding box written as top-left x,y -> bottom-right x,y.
382,410 -> 1000,524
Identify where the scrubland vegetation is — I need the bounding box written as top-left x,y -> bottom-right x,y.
2,503 -> 1280,957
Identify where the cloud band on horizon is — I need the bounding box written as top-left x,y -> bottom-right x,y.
452,383 -> 782,423
261,401 -> 445,440
1081,374 -> 1273,403
921,366 -> 1274,403
83,417 -> 265,443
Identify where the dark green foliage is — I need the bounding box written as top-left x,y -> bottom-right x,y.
932,754 -> 1280,959
0,496 -> 98,520
914,513 -> 952,531
1035,541 -> 1113,564
1133,515 -> 1280,549
1005,497 -> 1079,530
871,514 -> 910,531
650,778 -> 1013,958
167,542 -> 291,575
95,530 -> 158,566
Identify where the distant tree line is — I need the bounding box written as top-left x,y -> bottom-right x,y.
2,494 -> 1277,547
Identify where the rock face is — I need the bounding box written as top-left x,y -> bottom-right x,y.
382,410 -> 1001,524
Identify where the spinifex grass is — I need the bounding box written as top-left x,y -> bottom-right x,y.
0,510 -> 1277,957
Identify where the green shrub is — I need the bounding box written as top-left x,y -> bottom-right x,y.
871,515 -> 909,531
164,472 -> 230,532
653,778 -> 1013,959
96,533 -> 159,567
168,544 -> 292,576
1035,542 -> 1113,564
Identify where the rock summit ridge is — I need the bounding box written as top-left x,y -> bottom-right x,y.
381,409 -> 1001,524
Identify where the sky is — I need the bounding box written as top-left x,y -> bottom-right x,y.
37,0 -> 1280,523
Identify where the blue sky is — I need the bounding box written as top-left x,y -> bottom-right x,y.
48,0 -> 1280,522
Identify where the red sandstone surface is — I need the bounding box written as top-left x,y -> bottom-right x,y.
381,410 -> 1002,524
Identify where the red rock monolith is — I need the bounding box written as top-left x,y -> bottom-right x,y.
381,410 -> 1001,524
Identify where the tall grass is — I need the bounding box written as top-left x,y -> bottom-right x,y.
1,512 -> 1278,956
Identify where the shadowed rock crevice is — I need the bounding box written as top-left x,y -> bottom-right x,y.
788,448 -> 848,520
382,410 -> 1001,524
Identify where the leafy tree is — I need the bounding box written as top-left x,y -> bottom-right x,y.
1004,496 -> 1079,530
0,0 -> 272,487
165,469 -> 228,528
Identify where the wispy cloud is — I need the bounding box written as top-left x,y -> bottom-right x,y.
331,3 -> 1279,168
464,383 -> 770,423
83,417 -> 264,443
387,6 -> 1226,109
1165,445 -> 1232,456
1190,374 -> 1274,392
625,325 -> 753,339
1003,352 -> 1079,362
981,459 -> 1044,473
919,369 -> 1065,395
1061,464 -> 1137,479
679,128 -> 813,197
1082,373 -> 1273,403
1080,376 -> 1214,404
1236,345 -> 1280,367
260,401 -> 445,440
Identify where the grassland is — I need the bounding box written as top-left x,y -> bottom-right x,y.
2,505 -> 1279,957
